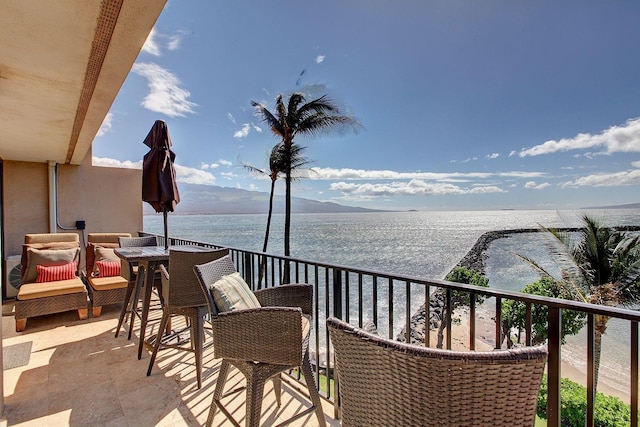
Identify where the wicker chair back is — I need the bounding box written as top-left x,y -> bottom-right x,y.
327,316 -> 547,427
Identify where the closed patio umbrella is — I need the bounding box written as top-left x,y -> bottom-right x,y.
142,120 -> 180,250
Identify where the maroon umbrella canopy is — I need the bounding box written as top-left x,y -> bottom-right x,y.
142,120 -> 180,248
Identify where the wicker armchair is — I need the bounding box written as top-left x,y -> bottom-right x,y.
327,317 -> 547,427
146,247 -> 229,389
193,255 -> 326,427
15,233 -> 88,331
85,232 -> 131,317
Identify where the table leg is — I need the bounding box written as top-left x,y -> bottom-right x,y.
128,265 -> 146,340
137,260 -> 156,360
115,267 -> 136,338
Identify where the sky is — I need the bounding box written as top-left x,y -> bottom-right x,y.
93,1 -> 640,212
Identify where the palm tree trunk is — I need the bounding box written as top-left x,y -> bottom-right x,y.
283,163 -> 292,284
436,316 -> 446,349
593,315 -> 609,393
258,179 -> 276,287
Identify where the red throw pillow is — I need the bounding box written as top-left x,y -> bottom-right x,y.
96,260 -> 121,278
35,261 -> 77,283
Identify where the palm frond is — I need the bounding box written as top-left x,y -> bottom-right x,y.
287,93 -> 307,116
295,115 -> 362,138
252,100 -> 285,137
241,161 -> 267,176
517,254 -> 556,279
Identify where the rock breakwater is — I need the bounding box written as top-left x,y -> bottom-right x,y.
396,226 -> 640,344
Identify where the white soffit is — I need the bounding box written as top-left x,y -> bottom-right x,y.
0,0 -> 167,165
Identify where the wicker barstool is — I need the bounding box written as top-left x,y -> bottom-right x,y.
193,255 -> 327,427
327,317 -> 548,427
115,236 -> 159,339
146,247 -> 229,388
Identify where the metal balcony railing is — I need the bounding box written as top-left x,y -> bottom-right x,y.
143,231 -> 640,427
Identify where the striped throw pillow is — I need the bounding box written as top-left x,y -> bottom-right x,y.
35,261 -> 77,283
211,272 -> 260,312
96,260 -> 121,278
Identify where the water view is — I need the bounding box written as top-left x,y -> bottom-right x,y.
145,208 -> 639,397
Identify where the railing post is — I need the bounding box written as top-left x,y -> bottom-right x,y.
547,306 -> 562,427
425,284 -> 430,347
469,292 -> 476,350
332,268 -> 343,421
495,296 -> 502,349
243,252 -> 253,288
405,281 -> 412,343
586,314 -> 595,427
446,288 -> 452,350
333,269 -> 343,320
632,321 -> 638,427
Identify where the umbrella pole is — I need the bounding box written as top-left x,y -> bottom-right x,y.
163,210 -> 169,250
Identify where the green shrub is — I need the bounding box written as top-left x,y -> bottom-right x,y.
537,374 -> 632,427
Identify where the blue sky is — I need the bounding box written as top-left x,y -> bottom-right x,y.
93,1 -> 640,211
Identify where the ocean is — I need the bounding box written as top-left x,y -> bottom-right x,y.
145,208 -> 640,395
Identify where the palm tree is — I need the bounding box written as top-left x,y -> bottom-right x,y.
252,92 -> 361,282
523,215 -> 640,391
242,142 -> 310,285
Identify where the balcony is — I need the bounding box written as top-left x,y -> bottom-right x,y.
1,300 -> 336,426
2,232 -> 639,426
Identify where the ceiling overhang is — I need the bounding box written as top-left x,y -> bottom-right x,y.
0,0 -> 167,165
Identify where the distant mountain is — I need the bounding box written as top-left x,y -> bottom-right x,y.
144,183 -> 386,215
582,202 -> 640,209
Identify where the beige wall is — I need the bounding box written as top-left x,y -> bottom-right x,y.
2,151 -> 143,259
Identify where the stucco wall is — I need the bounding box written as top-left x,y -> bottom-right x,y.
2,152 -> 142,260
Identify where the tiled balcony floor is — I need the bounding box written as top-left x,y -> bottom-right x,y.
0,300 -> 338,426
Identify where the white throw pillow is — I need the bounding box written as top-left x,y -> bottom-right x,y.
211,272 -> 260,312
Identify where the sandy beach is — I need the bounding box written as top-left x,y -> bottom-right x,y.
438,311 -> 629,402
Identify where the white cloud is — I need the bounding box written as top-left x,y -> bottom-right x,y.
632,161 -> 640,168
92,157 -> 215,185
457,156 -> 479,163
561,169 -> 640,188
96,113 -> 113,137
486,153 -> 500,159
498,171 -> 549,179
92,157 -> 141,169
305,167 -> 546,181
220,172 -> 237,180
509,150 -> 517,157
252,123 -> 263,133
142,28 -> 161,56
219,159 -> 233,166
524,181 -> 551,190
167,31 -> 186,51
200,162 -> 219,169
132,62 -> 197,117
468,186 -> 507,194
234,123 -> 251,139
227,113 -> 236,124
316,55 -> 325,64
329,180 -> 506,197
142,28 -> 186,55
520,117 -> 640,157
174,164 -> 216,184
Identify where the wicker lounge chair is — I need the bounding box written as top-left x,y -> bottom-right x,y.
193,255 -> 327,427
147,247 -> 230,389
15,233 -> 88,332
327,317 -> 547,427
85,233 -> 131,317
